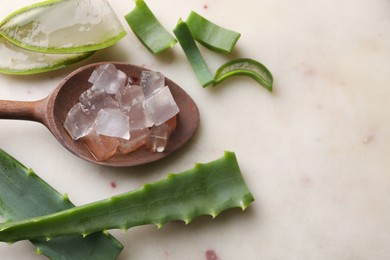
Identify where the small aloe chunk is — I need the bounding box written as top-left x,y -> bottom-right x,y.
173,19 -> 214,87
0,151 -> 254,242
0,0 -> 126,54
0,149 -> 123,259
125,0 -> 177,54
214,58 -> 273,92
0,36 -> 94,75
186,11 -> 241,54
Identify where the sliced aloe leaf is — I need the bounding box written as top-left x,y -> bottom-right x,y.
214,58 -> 273,91
125,0 -> 177,54
0,151 -> 254,242
0,149 -> 123,259
173,19 -> 214,87
0,36 -> 94,75
186,11 -> 240,54
0,0 -> 126,54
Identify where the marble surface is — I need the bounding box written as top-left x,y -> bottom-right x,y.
1,0 -> 390,259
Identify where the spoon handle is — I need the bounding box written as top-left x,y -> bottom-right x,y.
0,99 -> 46,123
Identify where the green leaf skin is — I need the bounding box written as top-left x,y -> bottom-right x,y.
0,36 -> 94,75
214,58 -> 274,92
125,0 -> 177,54
0,149 -> 123,259
186,11 -> 241,54
0,0 -> 126,54
0,151 -> 254,242
173,19 -> 215,87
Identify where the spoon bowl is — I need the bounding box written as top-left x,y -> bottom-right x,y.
0,62 -> 200,167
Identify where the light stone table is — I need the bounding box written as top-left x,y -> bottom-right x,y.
1,0 -> 390,259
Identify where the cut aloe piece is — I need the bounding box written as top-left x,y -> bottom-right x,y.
0,0 -> 126,54
0,149 -> 123,259
173,19 -> 214,87
125,0 -> 177,54
0,36 -> 94,74
0,151 -> 254,242
186,11 -> 240,54
214,58 -> 273,92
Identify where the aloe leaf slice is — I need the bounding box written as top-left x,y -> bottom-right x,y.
0,0 -> 126,54
214,58 -> 273,92
125,0 -> 177,54
0,36 -> 94,75
173,19 -> 214,87
0,149 -> 123,259
0,151 -> 254,242
186,11 -> 240,54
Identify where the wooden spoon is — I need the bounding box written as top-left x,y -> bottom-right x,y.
0,62 -> 200,167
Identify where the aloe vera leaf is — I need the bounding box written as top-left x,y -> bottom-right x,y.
0,36 -> 94,75
173,19 -> 214,87
0,149 -> 123,259
186,11 -> 241,54
0,151 -> 254,242
124,0 -> 177,54
0,0 -> 126,54
214,58 -> 273,92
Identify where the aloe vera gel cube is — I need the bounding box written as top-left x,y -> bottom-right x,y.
116,84 -> 154,129
147,124 -> 170,152
83,130 -> 120,161
93,108 -> 130,140
119,128 -> 150,154
89,63 -> 128,94
140,70 -> 165,98
115,84 -> 143,111
145,86 -> 179,126
79,86 -> 106,109
64,103 -> 94,140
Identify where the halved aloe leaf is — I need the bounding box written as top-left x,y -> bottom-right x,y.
0,0 -> 126,54
0,36 -> 94,74
0,149 -> 123,259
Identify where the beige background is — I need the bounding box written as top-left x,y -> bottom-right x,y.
1,0 -> 390,259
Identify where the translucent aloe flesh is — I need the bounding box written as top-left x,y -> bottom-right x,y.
0,36 -> 94,75
125,0 -> 177,54
0,0 -> 126,54
0,149 -> 123,259
214,58 -> 274,92
173,19 -> 214,87
186,11 -> 241,54
0,151 -> 254,242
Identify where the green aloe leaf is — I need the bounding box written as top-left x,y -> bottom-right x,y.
0,0 -> 126,54
0,151 -> 254,242
0,149 -> 123,259
0,36 -> 94,74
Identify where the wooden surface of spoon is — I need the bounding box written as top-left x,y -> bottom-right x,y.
0,62 -> 200,167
